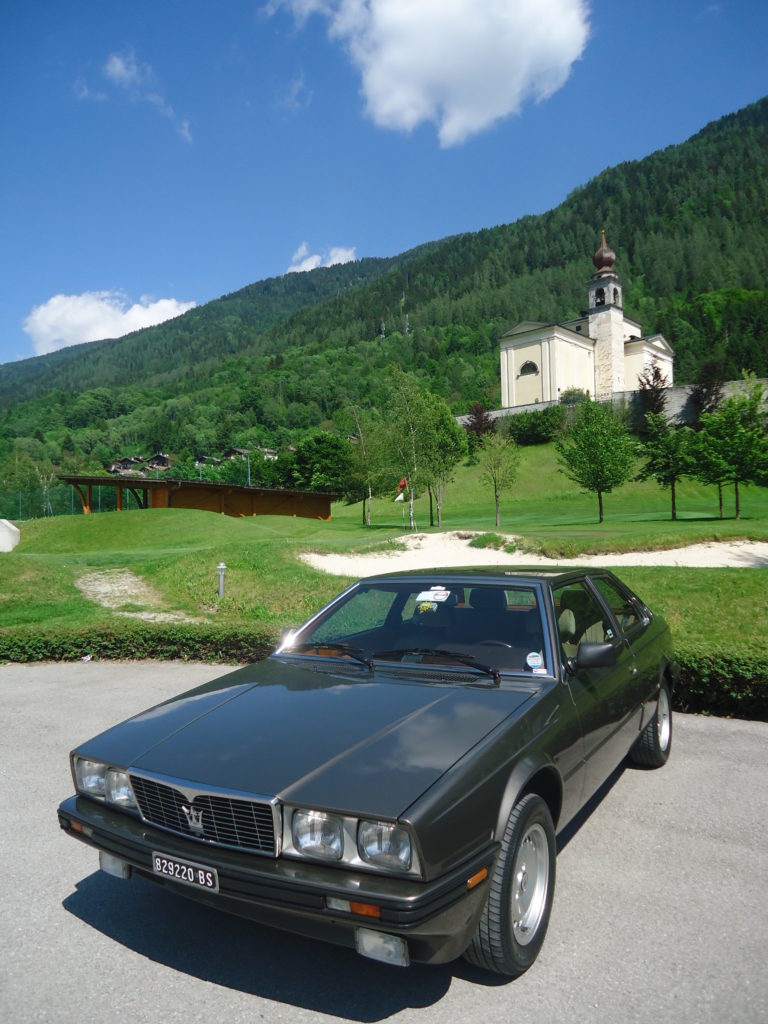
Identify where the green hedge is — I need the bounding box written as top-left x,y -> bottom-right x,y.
672,642 -> 768,721
0,624 -> 277,665
2,626 -> 766,722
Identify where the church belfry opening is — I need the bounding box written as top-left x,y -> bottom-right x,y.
587,229 -> 623,312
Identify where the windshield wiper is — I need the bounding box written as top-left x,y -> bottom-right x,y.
287,641 -> 374,671
371,647 -> 501,687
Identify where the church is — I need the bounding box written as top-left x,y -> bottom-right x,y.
499,232 -> 674,408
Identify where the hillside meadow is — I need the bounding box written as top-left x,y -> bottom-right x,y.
2,444 -> 767,718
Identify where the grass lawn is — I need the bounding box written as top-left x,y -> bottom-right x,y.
1,443 -> 766,681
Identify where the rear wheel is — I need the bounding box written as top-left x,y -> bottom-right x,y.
463,794 -> 556,977
630,681 -> 672,767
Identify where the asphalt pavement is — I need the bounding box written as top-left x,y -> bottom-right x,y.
1,660 -> 766,1024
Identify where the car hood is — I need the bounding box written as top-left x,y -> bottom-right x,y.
77,659 -> 535,818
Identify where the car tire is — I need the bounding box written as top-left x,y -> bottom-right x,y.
630,681 -> 672,768
463,793 -> 556,977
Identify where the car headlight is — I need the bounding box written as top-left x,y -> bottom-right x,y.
74,757 -> 107,798
291,810 -> 343,861
105,768 -> 137,810
358,820 -> 412,872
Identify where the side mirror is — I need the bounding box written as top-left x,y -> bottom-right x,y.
576,641 -> 617,669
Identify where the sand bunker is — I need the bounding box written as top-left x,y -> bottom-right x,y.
301,532 -> 768,577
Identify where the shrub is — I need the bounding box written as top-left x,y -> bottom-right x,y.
672,641 -> 768,721
0,624 -> 277,665
468,532 -> 517,552
503,405 -> 567,446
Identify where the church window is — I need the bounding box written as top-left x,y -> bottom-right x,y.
519,360 -> 539,376
613,287 -> 620,304
594,287 -> 605,307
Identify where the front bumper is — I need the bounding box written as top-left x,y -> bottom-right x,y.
58,795 -> 496,966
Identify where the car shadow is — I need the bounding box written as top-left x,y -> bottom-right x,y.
556,761 -> 626,853
62,875 -> 506,1018
62,767 -> 629,1011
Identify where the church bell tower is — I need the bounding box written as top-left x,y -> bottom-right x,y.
588,230 -> 626,399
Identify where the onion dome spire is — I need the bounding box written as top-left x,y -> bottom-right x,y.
593,229 -> 616,271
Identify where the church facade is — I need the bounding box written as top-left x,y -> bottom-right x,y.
499,232 -> 674,408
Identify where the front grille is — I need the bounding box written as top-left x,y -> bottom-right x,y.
130,773 -> 277,855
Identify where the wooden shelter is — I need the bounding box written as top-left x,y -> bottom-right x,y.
59,475 -> 337,520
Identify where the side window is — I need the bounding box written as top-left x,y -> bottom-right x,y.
591,577 -> 640,634
553,582 -> 613,657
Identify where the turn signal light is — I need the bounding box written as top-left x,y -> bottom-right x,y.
466,867 -> 488,890
326,897 -> 382,918
350,901 -> 381,919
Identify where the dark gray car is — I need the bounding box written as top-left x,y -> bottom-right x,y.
58,567 -> 676,976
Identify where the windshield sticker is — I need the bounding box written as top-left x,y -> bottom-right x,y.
526,651 -> 543,670
416,589 -> 450,603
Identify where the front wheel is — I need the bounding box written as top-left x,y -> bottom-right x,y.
463,794 -> 556,977
630,681 -> 673,767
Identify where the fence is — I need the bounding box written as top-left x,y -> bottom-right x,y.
0,483 -> 131,522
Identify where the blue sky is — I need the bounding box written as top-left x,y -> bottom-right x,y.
1,0 -> 767,367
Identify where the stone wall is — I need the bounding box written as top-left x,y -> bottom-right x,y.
456,379 -> 767,428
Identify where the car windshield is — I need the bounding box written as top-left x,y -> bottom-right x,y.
279,580 -> 550,678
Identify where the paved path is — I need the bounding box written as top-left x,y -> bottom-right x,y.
1,661 -> 767,1024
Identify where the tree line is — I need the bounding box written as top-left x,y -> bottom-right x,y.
2,368 -> 766,528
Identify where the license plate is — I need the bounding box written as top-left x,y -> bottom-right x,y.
152,851 -> 219,892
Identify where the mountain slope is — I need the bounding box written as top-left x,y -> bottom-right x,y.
1,97 -> 767,468
0,243 -> 441,406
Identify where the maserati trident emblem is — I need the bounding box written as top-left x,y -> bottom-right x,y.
181,804 -> 205,834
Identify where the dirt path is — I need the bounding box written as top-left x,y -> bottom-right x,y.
75,569 -> 201,623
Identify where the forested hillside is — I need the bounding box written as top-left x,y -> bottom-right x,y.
1,97 -> 767,497
0,244 -> 440,406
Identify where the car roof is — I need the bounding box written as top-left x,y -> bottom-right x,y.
357,565 -> 617,587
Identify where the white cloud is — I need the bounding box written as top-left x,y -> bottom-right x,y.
280,73 -> 313,109
286,242 -> 356,273
288,241 -> 322,273
73,77 -> 105,102
326,245 -> 356,264
23,291 -> 197,356
78,49 -> 194,142
270,0 -> 590,146
104,51 -> 149,89
146,91 -> 176,119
